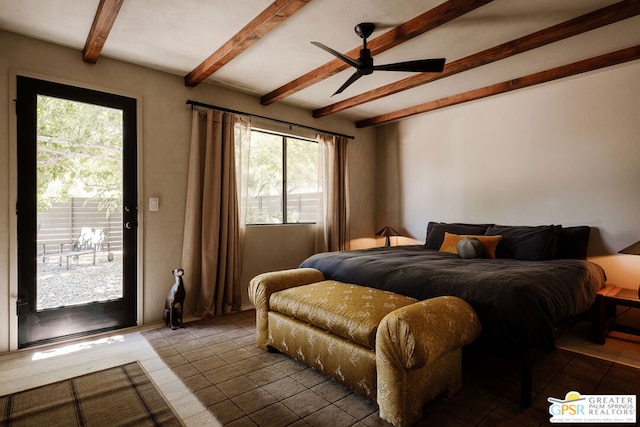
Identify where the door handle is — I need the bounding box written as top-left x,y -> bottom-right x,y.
125,221 -> 136,230
16,299 -> 29,316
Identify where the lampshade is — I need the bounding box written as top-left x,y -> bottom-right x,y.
618,240 -> 640,255
376,226 -> 400,237
376,226 -> 401,247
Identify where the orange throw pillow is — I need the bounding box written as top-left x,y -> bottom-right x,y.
439,232 -> 502,259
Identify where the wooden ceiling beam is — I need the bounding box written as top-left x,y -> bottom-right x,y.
259,0 -> 493,106
315,0 -> 640,118
83,0 -> 125,63
184,0 -> 311,87
355,45 -> 640,128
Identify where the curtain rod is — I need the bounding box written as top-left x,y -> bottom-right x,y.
186,100 -> 354,140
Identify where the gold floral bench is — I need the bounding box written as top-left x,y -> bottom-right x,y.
248,268 -> 481,427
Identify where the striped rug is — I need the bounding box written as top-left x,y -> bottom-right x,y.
0,362 -> 182,426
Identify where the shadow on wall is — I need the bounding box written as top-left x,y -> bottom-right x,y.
588,227 -> 609,256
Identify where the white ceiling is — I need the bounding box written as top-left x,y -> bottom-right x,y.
1,0 -> 639,123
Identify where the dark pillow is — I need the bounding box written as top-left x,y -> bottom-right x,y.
456,237 -> 487,259
424,222 -> 492,249
555,226 -> 591,259
485,225 -> 559,261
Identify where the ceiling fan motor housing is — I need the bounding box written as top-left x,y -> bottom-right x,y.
355,22 -> 375,39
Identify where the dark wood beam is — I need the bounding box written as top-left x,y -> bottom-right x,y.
83,0 -> 124,63
355,45 -> 640,128
316,0 -> 640,118
184,0 -> 311,87
259,0 -> 493,105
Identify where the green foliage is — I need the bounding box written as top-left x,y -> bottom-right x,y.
37,95 -> 122,214
246,130 -> 318,224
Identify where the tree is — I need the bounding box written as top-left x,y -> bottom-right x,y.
246,130 -> 319,224
37,95 -> 123,214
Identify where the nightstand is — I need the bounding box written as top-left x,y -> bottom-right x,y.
593,284 -> 640,344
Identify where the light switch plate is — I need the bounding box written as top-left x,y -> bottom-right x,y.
149,197 -> 159,212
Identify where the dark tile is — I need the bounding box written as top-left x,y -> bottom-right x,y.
287,420 -> 313,427
226,416 -> 259,427
192,354 -> 227,373
181,372 -> 213,393
232,388 -> 277,414
154,345 -> 178,358
415,409 -> 471,427
245,366 -> 288,387
173,339 -> 206,354
303,404 -> 358,427
551,372 -> 599,394
172,363 -> 200,379
291,368 -> 331,388
361,412 -> 393,427
181,346 -> 215,363
477,411 -> 527,426
161,329 -> 194,344
608,363 -> 640,385
162,353 -> 188,368
219,347 -> 254,364
217,375 -> 259,398
599,375 -> 640,394
281,389 -> 331,418
442,399 -> 491,425
209,399 -> 245,425
250,402 -> 299,427
262,377 -> 308,401
194,384 -> 226,407
273,357 -> 308,375
334,393 -> 378,420
233,355 -> 274,375
204,364 -> 243,385
493,401 -> 550,426
208,340 -> 243,354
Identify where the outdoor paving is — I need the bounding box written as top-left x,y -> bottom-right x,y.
36,251 -> 123,310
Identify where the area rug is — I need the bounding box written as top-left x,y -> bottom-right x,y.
0,362 -> 183,427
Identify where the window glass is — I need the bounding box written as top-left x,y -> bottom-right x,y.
246,130 -> 318,225
247,131 -> 283,224
286,138 -> 319,223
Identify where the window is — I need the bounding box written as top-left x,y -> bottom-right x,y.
247,129 -> 318,224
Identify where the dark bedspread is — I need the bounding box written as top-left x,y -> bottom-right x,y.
300,246 -> 606,351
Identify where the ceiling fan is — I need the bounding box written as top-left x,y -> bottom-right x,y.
312,22 -> 446,96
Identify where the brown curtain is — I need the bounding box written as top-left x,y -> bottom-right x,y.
315,134 -> 350,252
182,109 -> 249,316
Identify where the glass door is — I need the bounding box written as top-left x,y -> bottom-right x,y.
16,76 -> 138,348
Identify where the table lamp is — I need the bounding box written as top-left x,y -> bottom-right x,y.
376,226 -> 400,247
618,240 -> 640,298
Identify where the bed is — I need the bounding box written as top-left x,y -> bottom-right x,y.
300,222 -> 606,407
301,222 -> 606,351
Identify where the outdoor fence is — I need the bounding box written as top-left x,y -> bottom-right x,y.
37,197 -> 122,253
247,192 -> 318,224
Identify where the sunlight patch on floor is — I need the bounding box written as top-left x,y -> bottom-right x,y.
32,335 -> 125,361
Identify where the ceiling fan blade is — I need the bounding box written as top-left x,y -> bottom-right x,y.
311,41 -> 360,69
373,58 -> 446,73
332,71 -> 364,96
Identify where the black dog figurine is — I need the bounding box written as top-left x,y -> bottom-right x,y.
164,268 -> 186,330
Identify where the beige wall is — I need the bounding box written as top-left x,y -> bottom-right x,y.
0,30 -> 376,352
376,60 -> 640,289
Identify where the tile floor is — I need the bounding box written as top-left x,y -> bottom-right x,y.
0,311 -> 638,427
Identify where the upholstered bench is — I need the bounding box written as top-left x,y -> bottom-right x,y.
248,268 -> 481,427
